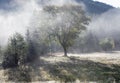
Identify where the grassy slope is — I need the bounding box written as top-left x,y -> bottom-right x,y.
1,51 -> 120,82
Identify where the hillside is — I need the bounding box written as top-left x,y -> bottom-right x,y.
76,0 -> 114,14
0,0 -> 115,14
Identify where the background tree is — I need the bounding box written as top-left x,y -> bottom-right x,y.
0,45 -> 3,62
31,30 -> 49,55
99,38 -> 115,51
26,29 -> 37,62
44,5 -> 90,56
82,32 -> 100,52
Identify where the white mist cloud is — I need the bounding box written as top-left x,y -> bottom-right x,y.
0,0 -> 42,45
0,0 -> 85,46
88,9 -> 120,39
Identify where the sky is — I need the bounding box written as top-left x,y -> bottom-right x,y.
94,0 -> 120,8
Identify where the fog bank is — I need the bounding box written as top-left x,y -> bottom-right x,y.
88,9 -> 120,40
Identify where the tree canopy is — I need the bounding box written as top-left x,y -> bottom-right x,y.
43,5 -> 90,56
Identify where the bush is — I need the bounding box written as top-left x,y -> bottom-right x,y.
99,38 -> 115,51
4,65 -> 31,82
59,69 -> 76,82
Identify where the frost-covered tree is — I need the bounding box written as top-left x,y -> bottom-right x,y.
43,5 -> 90,56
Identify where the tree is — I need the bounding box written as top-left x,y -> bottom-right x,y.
26,29 -> 37,62
44,5 -> 90,56
2,33 -> 27,68
0,45 -> 3,60
99,38 -> 115,51
83,32 -> 100,52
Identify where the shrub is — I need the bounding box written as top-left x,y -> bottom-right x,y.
4,65 -> 31,82
59,69 -> 76,82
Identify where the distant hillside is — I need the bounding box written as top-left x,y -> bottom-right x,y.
0,0 -> 11,9
76,0 -> 114,14
0,0 -> 115,14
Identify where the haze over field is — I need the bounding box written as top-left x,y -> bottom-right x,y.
0,0 -> 120,82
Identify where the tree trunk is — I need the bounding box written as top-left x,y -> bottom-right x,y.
63,46 -> 67,57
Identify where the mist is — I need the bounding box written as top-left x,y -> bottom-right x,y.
0,0 -> 41,45
88,8 -> 120,40
0,0 -> 120,46
0,0 -> 82,46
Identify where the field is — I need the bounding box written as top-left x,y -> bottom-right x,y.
0,51 -> 120,83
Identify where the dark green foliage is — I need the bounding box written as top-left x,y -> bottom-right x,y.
26,41 -> 37,62
99,38 -> 115,51
26,30 -> 37,62
31,30 -> 49,56
2,33 -> 28,69
0,46 -> 3,61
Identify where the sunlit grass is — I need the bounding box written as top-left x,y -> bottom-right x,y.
1,52 -> 120,82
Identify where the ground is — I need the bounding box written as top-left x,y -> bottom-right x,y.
0,51 -> 120,83
49,51 -> 120,65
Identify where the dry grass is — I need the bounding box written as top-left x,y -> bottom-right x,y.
0,51 -> 120,82
44,51 -> 120,65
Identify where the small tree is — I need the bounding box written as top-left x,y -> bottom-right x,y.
99,38 -> 115,51
2,33 -> 28,68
